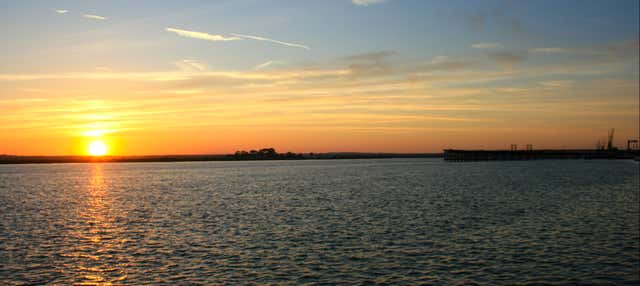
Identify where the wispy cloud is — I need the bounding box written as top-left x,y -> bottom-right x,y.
530,41 -> 639,59
231,33 -> 310,50
529,47 -> 569,53
340,51 -> 394,78
471,42 -> 501,49
255,60 -> 283,70
175,60 -> 208,72
412,56 -> 470,72
2,54 -> 637,152
352,0 -> 386,6
342,51 -> 395,62
54,9 -> 68,14
166,27 -> 240,42
488,51 -> 527,68
541,80 -> 575,88
83,14 -> 108,20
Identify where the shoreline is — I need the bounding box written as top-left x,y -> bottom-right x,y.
0,153 -> 442,165
444,149 -> 639,161
3,150 -> 638,165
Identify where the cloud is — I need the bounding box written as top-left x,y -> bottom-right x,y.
165,28 -> 308,50
175,60 -> 208,72
528,40 -> 638,63
471,42 -> 501,49
530,40 -> 638,62
2,54 -> 637,148
83,14 -> 107,20
231,33 -> 310,50
0,69 -> 350,82
488,51 -> 527,68
541,80 -> 575,88
55,10 -> 68,14
352,0 -> 386,6
341,51 -> 395,62
340,51 -> 395,78
529,47 -> 568,53
166,27 -> 240,42
255,61 -> 283,70
413,56 -> 471,72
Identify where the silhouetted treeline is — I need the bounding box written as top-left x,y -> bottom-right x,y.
0,152 -> 443,164
232,148 -> 303,160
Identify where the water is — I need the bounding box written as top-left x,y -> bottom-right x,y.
1,159 -> 638,285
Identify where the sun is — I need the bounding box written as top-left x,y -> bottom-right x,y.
88,140 -> 108,156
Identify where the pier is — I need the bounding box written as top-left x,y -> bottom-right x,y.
443,149 -> 638,161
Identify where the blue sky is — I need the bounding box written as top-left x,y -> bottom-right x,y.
3,0 -> 637,71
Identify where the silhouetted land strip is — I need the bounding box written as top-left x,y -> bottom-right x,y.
444,149 -> 639,161
4,148 -> 638,164
0,148 -> 440,164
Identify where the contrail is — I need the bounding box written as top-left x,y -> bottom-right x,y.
231,33 -> 310,50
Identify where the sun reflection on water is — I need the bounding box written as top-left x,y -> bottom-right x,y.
70,164 -> 128,285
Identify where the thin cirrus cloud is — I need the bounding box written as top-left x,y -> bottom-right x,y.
255,60 -> 283,70
83,14 -> 108,20
175,59 -> 208,72
166,27 -> 241,42
540,80 -> 575,88
471,42 -> 501,49
231,33 -> 310,50
352,0 -> 386,6
488,51 -> 527,68
529,47 -> 569,53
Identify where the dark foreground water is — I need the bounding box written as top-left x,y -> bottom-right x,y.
0,159 -> 638,285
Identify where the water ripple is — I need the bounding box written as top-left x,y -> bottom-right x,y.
0,159 -> 638,284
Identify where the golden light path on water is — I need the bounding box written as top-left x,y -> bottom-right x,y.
65,164 -> 128,285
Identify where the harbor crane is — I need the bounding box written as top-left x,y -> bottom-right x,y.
607,128 -> 615,150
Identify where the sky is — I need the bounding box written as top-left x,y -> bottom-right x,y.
1,0 -> 639,155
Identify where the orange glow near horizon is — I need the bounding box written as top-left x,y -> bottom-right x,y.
0,64 -> 637,156
1,52 -> 638,157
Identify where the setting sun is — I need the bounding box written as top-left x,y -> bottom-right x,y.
88,141 -> 108,156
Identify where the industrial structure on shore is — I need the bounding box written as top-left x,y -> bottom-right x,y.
444,129 -> 640,162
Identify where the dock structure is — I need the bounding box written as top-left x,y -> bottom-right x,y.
443,149 -> 637,162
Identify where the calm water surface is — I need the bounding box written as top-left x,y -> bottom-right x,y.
1,159 -> 638,285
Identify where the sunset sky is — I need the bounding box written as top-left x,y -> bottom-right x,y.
1,0 -> 639,155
